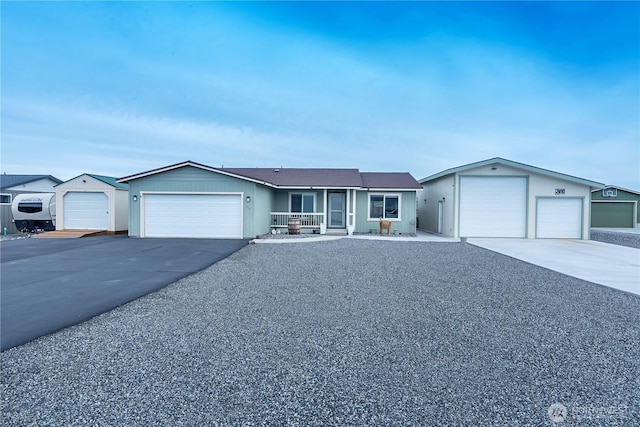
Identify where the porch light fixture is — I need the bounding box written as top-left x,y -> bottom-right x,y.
246,196 -> 251,203
133,195 -> 138,202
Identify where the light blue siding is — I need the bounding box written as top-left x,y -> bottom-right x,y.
252,185 -> 275,237
128,166 -> 262,238
354,190 -> 417,234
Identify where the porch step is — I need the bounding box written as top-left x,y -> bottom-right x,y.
325,230 -> 348,236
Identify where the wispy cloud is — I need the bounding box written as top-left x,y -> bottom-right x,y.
1,2 -> 638,187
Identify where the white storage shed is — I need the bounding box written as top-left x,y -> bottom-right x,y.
55,174 -> 129,233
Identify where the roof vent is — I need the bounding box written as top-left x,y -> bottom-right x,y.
274,168 -> 280,173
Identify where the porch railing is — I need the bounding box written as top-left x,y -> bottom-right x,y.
270,212 -> 325,229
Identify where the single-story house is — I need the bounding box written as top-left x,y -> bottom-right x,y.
117,161 -> 422,239
591,186 -> 640,228
55,174 -> 129,232
1,174 -> 62,234
417,157 -> 604,239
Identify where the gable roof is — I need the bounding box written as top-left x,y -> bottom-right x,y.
0,174 -> 62,190
419,157 -> 604,188
59,173 -> 128,189
117,160 -> 421,190
592,185 -> 640,196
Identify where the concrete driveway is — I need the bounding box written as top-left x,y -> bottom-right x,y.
0,235 -> 248,351
468,238 -> 640,296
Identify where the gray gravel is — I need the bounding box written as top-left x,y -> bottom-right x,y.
590,229 -> 640,249
2,240 -> 639,426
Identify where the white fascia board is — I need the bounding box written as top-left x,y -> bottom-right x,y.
276,186 -> 362,190
362,188 -> 420,192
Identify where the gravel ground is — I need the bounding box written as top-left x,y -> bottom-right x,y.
2,240 -> 639,426
590,229 -> 640,249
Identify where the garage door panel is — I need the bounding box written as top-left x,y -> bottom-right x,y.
536,198 -> 582,239
459,177 -> 527,238
63,192 -> 109,230
591,202 -> 634,228
144,194 -> 242,238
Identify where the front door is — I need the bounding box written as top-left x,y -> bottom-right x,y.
328,192 -> 346,228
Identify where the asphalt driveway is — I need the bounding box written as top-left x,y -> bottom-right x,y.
0,235 -> 247,351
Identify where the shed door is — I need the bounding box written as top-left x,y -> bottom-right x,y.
536,198 -> 582,238
459,176 -> 527,238
591,202 -> 634,228
143,194 -> 242,238
63,192 -> 109,230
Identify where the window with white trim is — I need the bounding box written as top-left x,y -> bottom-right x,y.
290,193 -> 315,213
369,194 -> 400,220
0,194 -> 11,205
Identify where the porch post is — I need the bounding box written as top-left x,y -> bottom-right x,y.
347,189 -> 356,236
321,188 -> 327,234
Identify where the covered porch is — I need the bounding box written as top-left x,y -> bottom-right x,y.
270,188 -> 357,235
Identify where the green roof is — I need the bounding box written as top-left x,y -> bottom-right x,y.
87,174 -> 129,189
58,173 -> 129,189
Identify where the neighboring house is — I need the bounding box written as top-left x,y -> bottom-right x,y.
117,161 -> 422,238
417,158 -> 604,239
591,186 -> 640,228
55,174 -> 129,233
0,174 -> 62,234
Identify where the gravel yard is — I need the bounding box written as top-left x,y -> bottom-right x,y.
591,229 -> 640,249
2,240 -> 639,426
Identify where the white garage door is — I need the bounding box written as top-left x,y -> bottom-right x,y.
63,192 -> 109,230
143,194 -> 242,238
459,176 -> 527,238
536,198 -> 582,239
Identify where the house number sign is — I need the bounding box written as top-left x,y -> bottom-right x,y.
555,188 -> 565,195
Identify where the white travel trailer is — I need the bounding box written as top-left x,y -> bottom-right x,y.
11,193 -> 56,232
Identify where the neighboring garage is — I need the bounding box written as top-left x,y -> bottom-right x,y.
143,193 -> 243,238
55,174 -> 129,233
418,157 -> 603,239
591,186 -> 640,228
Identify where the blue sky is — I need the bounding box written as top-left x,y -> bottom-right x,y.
2,1 -> 639,189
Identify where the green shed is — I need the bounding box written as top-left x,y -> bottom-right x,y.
591,186 -> 640,228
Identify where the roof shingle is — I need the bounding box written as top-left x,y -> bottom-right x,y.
222,168 -> 363,188
0,174 -> 62,189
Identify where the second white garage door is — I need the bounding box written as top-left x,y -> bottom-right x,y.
536,198 -> 583,239
459,176 -> 527,238
63,192 -> 109,230
143,193 -> 242,238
